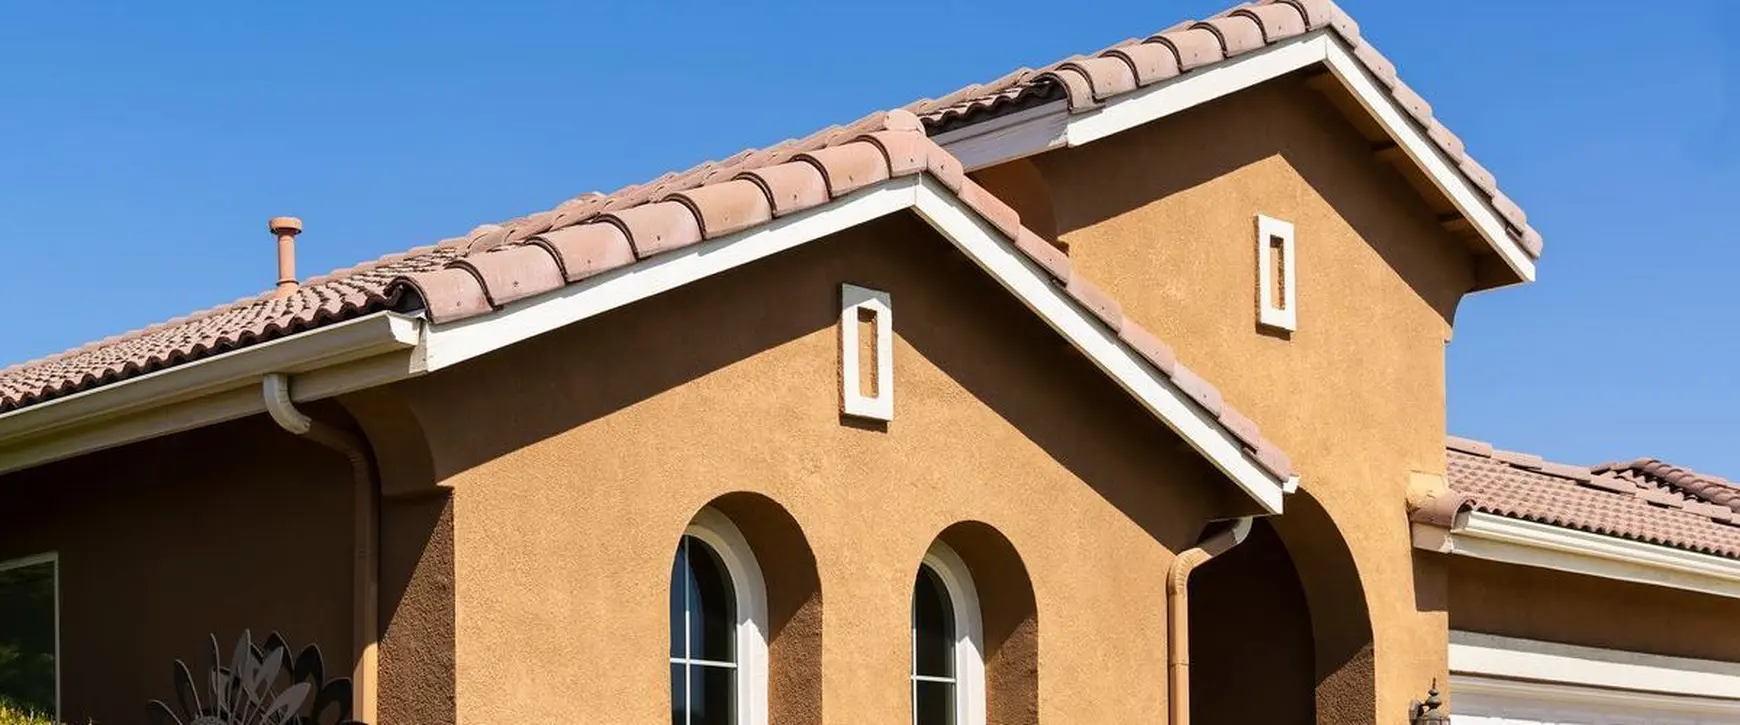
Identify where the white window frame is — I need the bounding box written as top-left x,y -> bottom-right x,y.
914,541 -> 986,725
677,509 -> 769,725
840,284 -> 894,421
1256,214 -> 1297,332
0,552 -> 59,722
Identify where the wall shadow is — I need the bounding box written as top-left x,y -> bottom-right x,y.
707,492 -> 824,725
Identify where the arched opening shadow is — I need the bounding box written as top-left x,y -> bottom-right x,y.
938,521 -> 1038,725
1190,494 -> 1376,724
708,492 -> 823,725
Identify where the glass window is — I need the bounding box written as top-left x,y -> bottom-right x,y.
671,535 -> 736,725
0,557 -> 56,719
912,564 -> 956,725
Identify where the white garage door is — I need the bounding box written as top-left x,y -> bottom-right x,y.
1456,682 -> 1740,725
1451,632 -> 1740,725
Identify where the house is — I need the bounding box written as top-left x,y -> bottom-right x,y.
2,1 -> 1737,723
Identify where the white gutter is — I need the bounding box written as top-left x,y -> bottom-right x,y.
1413,511 -> 1740,600
0,311 -> 423,475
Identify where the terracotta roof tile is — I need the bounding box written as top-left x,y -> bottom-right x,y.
917,0 -> 1541,259
1444,438 -> 1740,559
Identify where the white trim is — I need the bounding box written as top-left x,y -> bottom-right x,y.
1255,214 -> 1297,332
911,177 -> 1284,512
1067,33 -> 1332,148
414,174 -> 1285,512
1417,511 -> 1740,600
1450,631 -> 1740,703
934,31 -> 1536,285
418,180 -> 919,372
840,284 -> 894,421
1319,40 -> 1535,283
682,508 -> 770,725
928,101 -> 1070,172
919,541 -> 986,725
0,552 -> 60,721
0,312 -> 423,475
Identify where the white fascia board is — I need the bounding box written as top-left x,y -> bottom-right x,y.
418,179 -> 920,371
1450,630 -> 1740,703
934,31 -> 1535,284
929,100 -> 1070,172
419,173 -> 1286,512
1423,511 -> 1740,600
0,311 -> 423,475
1318,41 -> 1535,283
1065,33 -> 1332,147
912,177 -> 1285,512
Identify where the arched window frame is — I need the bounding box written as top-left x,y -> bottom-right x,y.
678,508 -> 770,725
916,541 -> 987,725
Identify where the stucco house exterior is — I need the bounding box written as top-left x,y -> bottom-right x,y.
2,1 -> 1737,723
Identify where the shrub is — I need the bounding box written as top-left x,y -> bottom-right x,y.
0,698 -> 56,725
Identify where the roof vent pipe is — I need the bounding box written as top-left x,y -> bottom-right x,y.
269,216 -> 303,298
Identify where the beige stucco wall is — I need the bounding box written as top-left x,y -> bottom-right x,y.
1449,557 -> 1740,662
388,213 -> 1245,723
0,414 -> 356,724
1003,77 -> 1478,721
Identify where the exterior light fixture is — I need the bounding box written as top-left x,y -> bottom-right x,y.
1408,680 -> 1450,724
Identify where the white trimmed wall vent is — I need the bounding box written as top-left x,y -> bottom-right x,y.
1256,214 -> 1297,332
840,284 -> 893,421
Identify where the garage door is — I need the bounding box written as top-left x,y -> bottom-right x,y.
1451,632 -> 1740,725
1456,682 -> 1740,725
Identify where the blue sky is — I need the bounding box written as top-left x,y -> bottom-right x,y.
1,1 -> 1733,474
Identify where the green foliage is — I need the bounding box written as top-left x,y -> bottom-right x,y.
0,697 -> 57,725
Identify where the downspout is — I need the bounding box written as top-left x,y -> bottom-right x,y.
263,373 -> 379,724
1167,516 -> 1254,725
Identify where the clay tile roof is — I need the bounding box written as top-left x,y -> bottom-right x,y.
1444,437 -> 1740,559
914,0 -> 1542,260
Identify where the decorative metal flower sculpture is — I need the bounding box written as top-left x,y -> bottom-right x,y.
146,631 -> 364,725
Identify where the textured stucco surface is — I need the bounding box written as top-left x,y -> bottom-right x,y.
1027,77 -> 1476,721
392,213 -> 1239,723
1449,556 -> 1740,663
0,414 -> 354,724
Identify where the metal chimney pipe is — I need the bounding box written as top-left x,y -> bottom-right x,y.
269,216 -> 303,298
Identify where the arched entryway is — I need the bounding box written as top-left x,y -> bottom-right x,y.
1189,490 -> 1376,724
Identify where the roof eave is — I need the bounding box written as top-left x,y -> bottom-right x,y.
0,311 -> 424,476
1414,511 -> 1740,601
932,30 -> 1538,285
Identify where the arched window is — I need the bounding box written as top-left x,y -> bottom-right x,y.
671,509 -> 767,725
912,542 -> 985,725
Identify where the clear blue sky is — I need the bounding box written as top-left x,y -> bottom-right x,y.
1,2 -> 1734,474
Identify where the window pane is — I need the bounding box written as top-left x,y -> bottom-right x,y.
912,565 -> 954,678
685,538 -> 736,663
913,679 -> 955,725
690,663 -> 735,725
671,542 -> 688,658
670,662 -> 687,725
0,561 -> 55,716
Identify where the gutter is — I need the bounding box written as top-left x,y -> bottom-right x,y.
263,373 -> 380,724
1166,516 -> 1254,725
1412,510 -> 1740,601
0,311 -> 423,476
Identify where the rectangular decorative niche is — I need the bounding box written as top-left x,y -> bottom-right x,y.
840,283 -> 893,421
1256,214 -> 1297,332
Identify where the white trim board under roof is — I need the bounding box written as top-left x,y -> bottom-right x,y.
931,30 -> 1537,286
1413,510 -> 1740,600
0,173 -> 1295,515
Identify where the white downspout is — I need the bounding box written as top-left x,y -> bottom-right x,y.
263,373 -> 380,724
